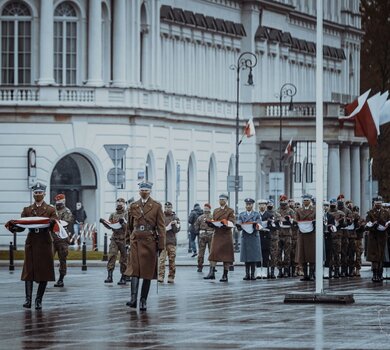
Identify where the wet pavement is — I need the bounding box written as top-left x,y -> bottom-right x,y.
1,249 -> 390,349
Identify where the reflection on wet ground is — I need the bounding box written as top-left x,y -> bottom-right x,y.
1,263 -> 390,349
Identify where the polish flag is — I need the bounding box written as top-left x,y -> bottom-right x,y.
238,118 -> 255,145
340,89 -> 387,146
284,138 -> 293,158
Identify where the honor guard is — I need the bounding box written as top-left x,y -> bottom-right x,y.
266,200 -> 281,279
323,201 -> 336,279
125,181 -> 166,311
53,193 -> 74,287
194,203 -> 214,272
256,199 -> 273,279
237,198 -> 262,280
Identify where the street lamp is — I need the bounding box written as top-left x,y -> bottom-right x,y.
230,51 -> 257,223
278,83 -> 297,172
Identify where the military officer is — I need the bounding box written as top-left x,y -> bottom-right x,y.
194,203 -> 214,272
158,202 -> 180,283
204,194 -> 235,282
237,198 -> 262,280
52,193 -> 74,287
288,199 -> 299,277
266,200 -> 281,279
352,206 -> 365,277
296,194 -> 316,281
366,196 -> 390,282
125,182 -> 166,311
101,198 -> 128,285
276,195 -> 295,277
6,183 -> 57,310
323,200 -> 336,279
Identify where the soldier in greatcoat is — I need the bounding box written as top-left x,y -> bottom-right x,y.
296,194 -> 316,281
52,193 -> 74,287
237,198 -> 262,280
6,183 -> 57,310
366,196 -> 390,282
203,194 -> 235,282
125,182 -> 166,311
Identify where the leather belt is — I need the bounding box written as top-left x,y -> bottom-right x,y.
29,228 -> 48,233
200,230 -> 213,233
134,225 -> 155,231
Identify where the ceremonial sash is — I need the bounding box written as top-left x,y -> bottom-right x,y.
298,220 -> 314,233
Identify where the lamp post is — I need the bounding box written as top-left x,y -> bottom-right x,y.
278,83 -> 297,172
230,52 -> 257,221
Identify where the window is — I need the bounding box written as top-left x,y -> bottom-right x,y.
54,2 -> 78,85
0,1 -> 32,85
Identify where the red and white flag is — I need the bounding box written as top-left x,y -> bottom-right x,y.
340,89 -> 388,146
284,138 -> 293,158
238,118 -> 255,145
379,94 -> 390,126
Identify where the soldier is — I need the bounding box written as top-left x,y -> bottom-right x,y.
323,201 -> 336,279
328,198 -> 346,278
52,193 -> 74,288
353,206 -> 365,277
237,198 -> 262,280
288,199 -> 299,277
296,194 -> 316,281
6,183 -> 57,309
188,203 -> 203,257
276,195 -> 295,277
125,182 -> 166,311
203,194 -> 235,282
100,198 -> 128,285
366,196 -> 390,282
158,202 -> 180,283
337,194 -> 354,277
266,200 -> 281,279
256,199 -> 272,279
194,203 -> 214,272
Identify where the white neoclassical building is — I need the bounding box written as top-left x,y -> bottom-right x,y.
0,0 -> 365,247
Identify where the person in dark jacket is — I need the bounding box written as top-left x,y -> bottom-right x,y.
188,203 -> 203,257
72,202 -> 87,238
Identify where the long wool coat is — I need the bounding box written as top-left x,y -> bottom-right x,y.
238,211 -> 262,263
366,208 -> 390,263
208,206 -> 236,263
295,205 -> 316,264
125,197 -> 166,279
21,202 -> 57,282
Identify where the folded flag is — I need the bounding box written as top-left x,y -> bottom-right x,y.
4,217 -> 68,238
100,218 -> 122,230
208,219 -> 234,228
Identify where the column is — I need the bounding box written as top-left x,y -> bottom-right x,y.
327,143 -> 340,199
350,144 -> 361,207
340,144 -> 351,199
38,0 -> 54,85
112,0 -> 126,86
360,145 -> 370,214
87,0 -> 103,86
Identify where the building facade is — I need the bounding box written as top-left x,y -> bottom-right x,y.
0,0 -> 365,247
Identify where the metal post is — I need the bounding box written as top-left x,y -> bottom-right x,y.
279,98 -> 283,172
9,242 -> 14,271
81,241 -> 87,271
13,232 -> 17,250
369,158 -> 373,204
102,233 -> 108,261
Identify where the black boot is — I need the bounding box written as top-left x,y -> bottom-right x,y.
250,263 -> 256,280
283,267 -> 290,278
291,265 -> 297,277
203,266 -> 215,280
126,277 -> 139,308
372,269 -> 378,282
54,274 -> 65,287
378,267 -> 384,282
139,279 -> 151,311
270,267 -> 276,279
334,267 -> 340,279
266,267 -> 271,279
35,282 -> 47,310
197,265 -> 203,273
220,270 -> 228,282
23,281 -> 33,308
300,264 -> 310,281
243,263 -> 250,280
309,264 -> 315,281
117,274 -> 127,285
104,270 -> 113,283
277,268 -> 283,278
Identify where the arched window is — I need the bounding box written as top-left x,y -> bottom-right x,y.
208,155 -> 217,205
145,152 -> 155,183
54,1 -> 78,85
140,2 -> 148,84
0,1 -> 32,85
101,2 -> 111,84
165,152 -> 175,203
187,153 -> 196,215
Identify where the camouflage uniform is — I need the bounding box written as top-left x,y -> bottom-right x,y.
158,211 -> 180,282
107,209 -> 129,274
194,212 -> 214,270
267,209 -> 281,270
276,206 -> 295,272
52,206 -> 74,276
328,207 -> 345,277
339,206 -> 354,276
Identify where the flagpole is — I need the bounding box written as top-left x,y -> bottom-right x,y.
315,0 -> 324,294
